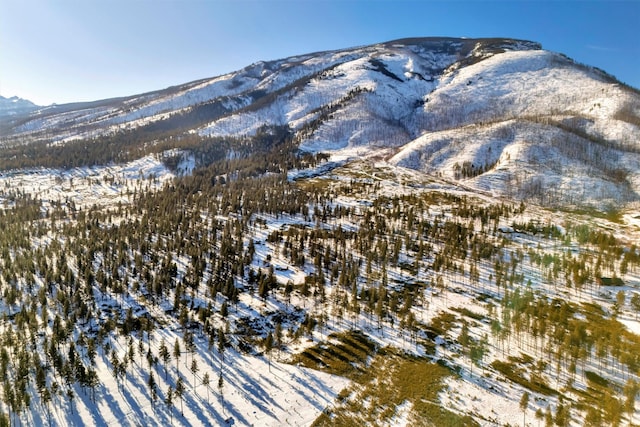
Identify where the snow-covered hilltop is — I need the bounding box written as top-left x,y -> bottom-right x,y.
1,37 -> 639,208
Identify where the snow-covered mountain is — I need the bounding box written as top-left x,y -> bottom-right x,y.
1,37 -> 639,208
2,37 -> 640,427
0,95 -> 40,116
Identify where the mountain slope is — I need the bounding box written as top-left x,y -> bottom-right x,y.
387,48 -> 640,208
1,37 -> 639,208
0,95 -> 40,117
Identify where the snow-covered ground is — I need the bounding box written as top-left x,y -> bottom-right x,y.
2,155 -> 639,426
0,154 -> 175,211
69,346 -> 347,427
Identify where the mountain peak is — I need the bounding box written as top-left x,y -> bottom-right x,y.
0,37 -> 638,209
0,95 -> 40,116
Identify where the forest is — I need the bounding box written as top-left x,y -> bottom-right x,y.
0,128 -> 638,426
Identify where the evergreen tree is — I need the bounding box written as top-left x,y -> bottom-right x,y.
148,371 -> 157,409
159,339 -> 171,380
175,377 -> 185,415
165,386 -> 174,425
173,339 -> 181,371
202,372 -> 210,403
264,332 -> 274,372
519,392 -> 529,427
190,359 -> 199,392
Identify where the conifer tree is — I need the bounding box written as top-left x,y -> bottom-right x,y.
175,377 -> 185,415
159,339 -> 171,380
519,392 -> 529,427
190,359 -> 199,392
202,372 -> 210,403
165,386 -> 174,425
173,339 -> 181,371
265,332 -> 274,372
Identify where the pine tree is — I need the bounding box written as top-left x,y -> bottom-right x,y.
165,386 -> 174,425
159,339 -> 171,380
175,377 -> 185,415
173,339 -> 181,371
544,406 -> 553,427
148,371 -> 157,409
631,293 -> 640,320
458,321 -> 470,347
218,371 -> 225,414
624,378 -> 638,416
202,372 -> 210,403
519,392 -> 529,426
218,329 -> 226,363
265,332 -> 274,372
86,368 -> 99,403
41,387 -> 52,426
190,359 -> 199,392
554,399 -> 570,427
220,301 -> 229,317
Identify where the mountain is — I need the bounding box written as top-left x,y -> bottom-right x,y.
0,95 -> 40,116
2,37 -> 639,208
0,38 -> 639,427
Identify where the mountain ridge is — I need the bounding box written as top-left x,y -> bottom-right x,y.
0,36 -> 638,209
0,95 -> 40,117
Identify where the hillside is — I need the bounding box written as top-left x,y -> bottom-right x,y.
1,37 -> 638,209
0,37 -> 639,427
0,96 -> 39,116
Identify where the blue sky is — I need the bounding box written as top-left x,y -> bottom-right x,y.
1,0 -> 638,105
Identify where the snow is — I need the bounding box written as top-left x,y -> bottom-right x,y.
387,400 -> 412,427
5,38 -> 638,209
2,38 -> 640,426
0,154 -> 176,211
420,50 -> 637,134
2,153 -> 640,426
619,315 -> 640,336
439,375 -> 543,427
389,117 -> 640,208
10,72 -> 251,142
31,332 -> 348,427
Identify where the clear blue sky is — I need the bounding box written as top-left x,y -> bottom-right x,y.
1,0 -> 638,105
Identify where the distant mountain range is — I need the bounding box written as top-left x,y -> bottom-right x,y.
0,95 -> 40,116
1,37 -> 639,209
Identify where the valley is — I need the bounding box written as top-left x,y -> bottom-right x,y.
0,139 -> 637,425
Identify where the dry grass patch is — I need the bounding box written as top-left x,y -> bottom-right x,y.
313,347 -> 479,427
